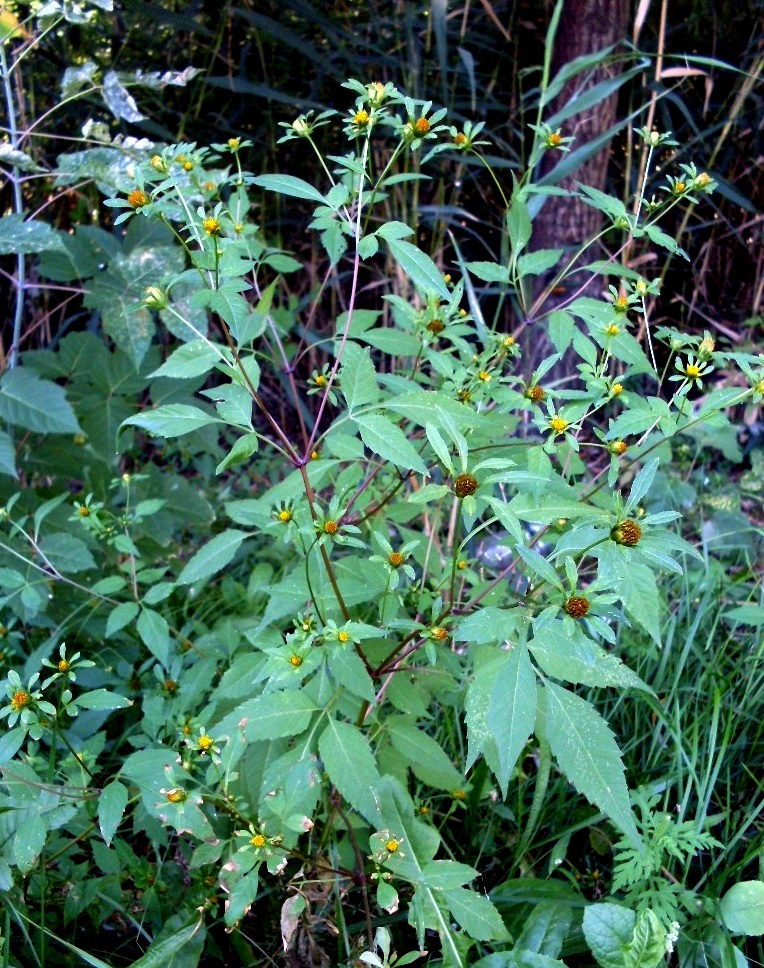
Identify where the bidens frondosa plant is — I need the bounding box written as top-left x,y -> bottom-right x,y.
3,73 -> 763,966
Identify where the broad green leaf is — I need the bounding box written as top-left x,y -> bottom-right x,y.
0,214 -> 65,255
252,173 -> 325,203
442,887 -> 510,942
137,607 -> 171,667
421,860 -> 478,890
14,817 -> 47,873
353,412 -> 428,473
387,721 -> 464,790
0,727 -> 26,766
130,918 -> 205,968
529,621 -> 651,691
0,429 -> 18,478
224,869 -> 261,928
106,601 -> 139,637
38,533 -> 95,574
121,404 -> 221,439
0,368 -> 81,435
625,458 -> 659,513
387,238 -> 450,299
425,424 -> 454,474
583,904 -> 666,968
507,195 -> 532,257
517,249 -> 563,277
213,690 -> 316,742
177,529 -> 249,585
720,881 -> 764,936
319,719 -> 381,824
74,689 -> 132,711
376,220 -> 415,240
488,642 -> 537,796
619,563 -> 661,646
98,780 -> 128,846
216,433 -> 260,473
464,261 -> 510,284
548,311 -> 575,353
515,900 -> 573,958
544,681 -> 641,849
149,340 -> 224,379
340,342 -> 380,411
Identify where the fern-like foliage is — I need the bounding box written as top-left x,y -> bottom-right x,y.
611,792 -> 721,928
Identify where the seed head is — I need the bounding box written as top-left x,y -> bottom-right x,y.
414,117 -> 431,136
525,385 -> 545,402
564,596 -> 590,619
611,519 -> 642,547
454,473 -> 478,498
609,440 -> 628,456
427,319 -> 444,334
431,626 -> 448,642
163,679 -> 178,695
127,189 -> 149,208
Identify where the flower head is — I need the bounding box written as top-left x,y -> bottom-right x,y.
564,596 -> 590,619
525,385 -> 545,402
611,519 -> 642,547
453,473 -> 478,498
127,189 -> 149,208
549,416 -> 568,435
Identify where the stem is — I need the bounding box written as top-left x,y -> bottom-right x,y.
515,737 -> 552,864
1,44 -> 25,368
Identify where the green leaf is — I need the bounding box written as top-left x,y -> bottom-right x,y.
387,238 -> 450,300
353,412 -> 428,473
507,195 -> 532,257
0,368 -> 81,435
720,881 -> 764,936
625,458 -> 659,513
442,887 -> 510,942
213,690 -> 316,741
421,860 -> 478,890
177,529 -> 249,585
0,214 -> 65,255
38,533 -> 96,574
137,607 -> 171,666
149,340 -> 223,379
0,429 -> 18,478
387,721 -> 464,790
224,869 -> 261,928
517,249 -> 563,277
98,780 -> 128,846
0,727 -> 26,765
216,433 -> 260,473
548,311 -> 575,353
543,681 -> 641,849
618,563 -> 661,646
488,642 -> 537,796
14,817 -> 47,873
319,719 -> 381,824
129,919 -> 205,968
252,173 -> 325,203
464,261 -> 510,284
74,689 -> 132,711
121,404 -> 221,439
340,342 -> 380,411
106,601 -> 139,637
583,904 -> 665,968
529,621 -> 651,691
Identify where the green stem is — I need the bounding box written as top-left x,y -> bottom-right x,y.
516,737 -> 552,864
1,44 -> 25,368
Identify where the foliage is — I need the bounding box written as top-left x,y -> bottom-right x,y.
0,2 -> 763,967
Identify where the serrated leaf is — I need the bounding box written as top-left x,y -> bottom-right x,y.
130,919 -> 205,967
507,195 -> 532,257
464,261 -> 510,283
387,721 -> 463,790
0,429 -> 17,478
74,689 -> 132,710
121,404 -> 221,439
517,249 -> 563,277
544,681 -> 641,849
106,601 -> 139,637
618,562 -> 661,646
252,173 -> 325,203
177,529 -> 249,585
149,340 -> 223,379
625,458 -> 659,513
442,887 -> 510,942
340,342 -> 380,411
98,780 -> 129,846
213,691 -> 316,741
387,238 -> 450,299
353,412 -> 428,473
421,860 -> 478,890
583,903 -> 636,968
0,368 -> 81,435
488,643 -> 537,796
319,720 -> 381,824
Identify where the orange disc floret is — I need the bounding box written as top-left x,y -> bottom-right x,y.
611,519 -> 642,547
525,385 -> 545,402
453,473 -> 478,498
414,117 -> 430,136
609,440 -> 628,456
289,655 -> 303,667
613,296 -> 629,313
323,520 -> 338,535
10,690 -> 30,712
57,659 -> 70,673
427,319 -> 445,334
388,552 -> 404,567
454,132 -> 468,147
78,506 -> 90,517
564,596 -> 590,619
127,189 -> 149,208
546,131 -> 562,148
430,627 -> 448,642
163,679 -> 178,695
673,181 -> 686,194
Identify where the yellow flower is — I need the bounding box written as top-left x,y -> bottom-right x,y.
323,520 -> 338,535
673,181 -> 686,194
385,839 -> 400,853
414,117 -> 430,136
611,383 -> 624,396
228,138 -> 240,150
289,655 -> 303,667
478,370 -> 491,382
353,109 -> 370,126
388,552 -> 404,567
313,374 -> 328,387
694,172 -> 712,189
430,627 -> 448,642
127,189 -> 149,208
685,364 -> 701,379
57,659 -> 70,673
546,131 -> 563,148
606,324 -> 620,336
165,788 -> 187,804
202,217 -> 220,236
337,631 -> 350,643
452,789 -> 466,800
183,161 -> 194,172
198,735 -> 213,751
454,132 -> 468,147
550,417 -> 568,434
10,691 -> 30,712
278,509 -> 292,523
251,833 -> 266,848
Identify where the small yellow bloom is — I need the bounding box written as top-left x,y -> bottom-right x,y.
278,509 -> 292,523
431,627 -> 448,642
58,659 -> 70,673
414,117 -> 430,136
385,839 -> 400,853
203,217 -> 220,236
78,506 -> 90,517
310,450 -> 320,461
251,833 -> 266,848
673,181 -> 686,194
10,691 -> 30,712
685,364 -> 701,379
457,560 -> 467,570
478,370 -> 491,382
127,189 -> 149,208
337,631 -> 350,643
289,655 -> 303,667
388,552 -> 404,567
183,161 -> 194,172
694,172 -> 712,189
546,131 -> 563,148
353,109 -> 370,126
234,223 -> 243,233
165,788 -> 187,804
611,383 -> 624,396
606,324 -> 620,336
198,735 -> 213,751
228,138 -> 240,150
613,296 -> 629,313
503,336 -> 515,348
313,374 -> 328,387
550,417 -> 568,434
452,789 -> 466,800
323,520 -> 338,535
454,132 -> 468,147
